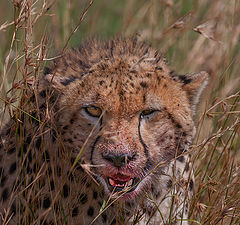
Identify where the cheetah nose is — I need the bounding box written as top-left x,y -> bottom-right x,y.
102,153 -> 135,168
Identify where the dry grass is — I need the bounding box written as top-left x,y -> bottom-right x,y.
0,0 -> 240,224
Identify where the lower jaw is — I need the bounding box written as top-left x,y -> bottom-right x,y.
118,189 -> 139,200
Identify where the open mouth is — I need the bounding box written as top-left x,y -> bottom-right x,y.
106,173 -> 139,193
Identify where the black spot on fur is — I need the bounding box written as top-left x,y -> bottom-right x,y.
49,95 -> 56,104
47,166 -> 52,176
155,66 -> 163,71
10,202 -> 16,215
93,190 -> 98,199
56,166 -> 62,177
0,175 -> 7,187
9,162 -> 16,174
177,156 -> 185,163
43,197 -> 51,208
26,136 -> 32,145
51,130 -> 56,142
179,75 -> 192,85
22,143 -> 27,153
80,82 -> 85,88
99,80 -> 105,86
39,90 -> 46,98
50,180 -> 55,191
86,182 -> 91,188
176,123 -> 182,129
143,94 -> 146,103
140,81 -> 148,88
42,150 -> 50,162
72,207 -> 79,217
43,67 -> 52,75
39,103 -> 46,110
6,128 -> 11,135
26,165 -> 32,174
67,138 -> 73,144
185,162 -> 190,172
167,179 -> 172,189
63,125 -> 68,130
33,163 -> 38,173
63,184 -> 69,198
70,157 -> 75,164
68,173 -> 74,182
80,193 -> 88,204
159,138 -> 165,143
189,179 -> 194,191
119,90 -> 125,101
35,137 -> 42,149
7,147 -> 15,155
27,151 -> 32,163
1,188 -> 8,202
87,206 -> 94,217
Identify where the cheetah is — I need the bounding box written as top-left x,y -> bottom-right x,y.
0,37 -> 208,225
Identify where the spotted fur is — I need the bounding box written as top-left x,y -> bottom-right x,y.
0,37 -> 208,225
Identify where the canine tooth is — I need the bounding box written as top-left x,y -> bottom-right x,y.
127,179 -> 133,186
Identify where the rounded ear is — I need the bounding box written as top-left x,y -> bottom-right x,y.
44,67 -> 80,92
44,73 -> 69,91
181,71 -> 209,111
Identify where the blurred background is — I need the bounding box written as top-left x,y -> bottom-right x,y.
0,0 -> 239,224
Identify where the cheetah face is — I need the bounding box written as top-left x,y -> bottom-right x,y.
44,40 -> 208,200
87,105 -> 193,200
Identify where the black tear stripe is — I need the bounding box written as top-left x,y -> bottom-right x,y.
138,115 -> 153,170
90,136 -> 101,163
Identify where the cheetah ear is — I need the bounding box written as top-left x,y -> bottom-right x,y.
44,68 -> 79,92
44,73 -> 68,91
181,71 -> 209,110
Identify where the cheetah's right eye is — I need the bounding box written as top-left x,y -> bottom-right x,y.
84,106 -> 102,118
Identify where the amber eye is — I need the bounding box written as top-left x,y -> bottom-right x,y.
140,109 -> 158,119
84,106 -> 102,118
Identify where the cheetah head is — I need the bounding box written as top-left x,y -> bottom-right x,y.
44,38 -> 208,201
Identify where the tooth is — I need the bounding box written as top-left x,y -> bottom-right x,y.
127,179 -> 133,186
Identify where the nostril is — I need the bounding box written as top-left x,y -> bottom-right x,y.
102,153 -> 135,168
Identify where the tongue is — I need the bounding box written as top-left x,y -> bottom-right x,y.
108,175 -> 131,187
109,178 -> 126,187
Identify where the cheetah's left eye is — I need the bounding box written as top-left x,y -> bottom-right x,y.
84,106 -> 102,118
140,109 -> 158,119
